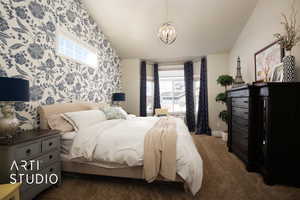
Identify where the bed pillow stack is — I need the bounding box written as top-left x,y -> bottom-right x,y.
62,110 -> 107,131
48,114 -> 74,133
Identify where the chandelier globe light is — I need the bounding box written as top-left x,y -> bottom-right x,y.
158,22 -> 177,45
158,0 -> 177,45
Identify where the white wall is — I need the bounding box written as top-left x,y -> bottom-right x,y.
120,59 -> 141,116
194,53 -> 229,131
229,0 -> 300,82
121,59 -> 154,116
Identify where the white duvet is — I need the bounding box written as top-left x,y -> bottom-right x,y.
70,116 -> 203,195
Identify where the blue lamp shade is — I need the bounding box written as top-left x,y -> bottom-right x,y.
112,93 -> 125,101
0,77 -> 29,102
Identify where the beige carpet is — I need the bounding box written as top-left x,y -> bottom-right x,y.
38,135 -> 300,200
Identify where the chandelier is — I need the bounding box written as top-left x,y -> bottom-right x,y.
158,0 -> 177,45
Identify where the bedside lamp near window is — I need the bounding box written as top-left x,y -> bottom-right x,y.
0,77 -> 29,137
112,93 -> 125,106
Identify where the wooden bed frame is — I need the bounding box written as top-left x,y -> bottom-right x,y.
38,102 -> 182,182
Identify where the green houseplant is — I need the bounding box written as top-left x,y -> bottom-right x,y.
216,75 -> 234,124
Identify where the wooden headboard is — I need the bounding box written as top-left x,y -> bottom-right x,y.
38,102 -> 109,129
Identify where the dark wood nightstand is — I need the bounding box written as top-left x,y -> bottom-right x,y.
0,129 -> 61,200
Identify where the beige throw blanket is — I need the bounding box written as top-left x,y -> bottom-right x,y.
143,117 -> 177,182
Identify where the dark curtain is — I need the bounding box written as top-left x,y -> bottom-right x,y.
184,61 -> 196,132
196,57 -> 211,135
153,63 -> 161,115
140,61 -> 147,116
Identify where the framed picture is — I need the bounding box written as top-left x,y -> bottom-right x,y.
254,40 -> 285,82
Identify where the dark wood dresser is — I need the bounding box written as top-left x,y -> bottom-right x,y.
227,83 -> 300,186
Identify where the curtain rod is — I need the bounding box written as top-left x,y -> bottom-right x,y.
144,56 -> 205,66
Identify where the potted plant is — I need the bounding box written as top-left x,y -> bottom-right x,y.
274,1 -> 300,82
216,75 -> 234,124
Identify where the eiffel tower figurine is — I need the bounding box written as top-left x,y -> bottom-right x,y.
233,57 -> 245,88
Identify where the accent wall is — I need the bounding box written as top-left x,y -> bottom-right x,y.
0,0 -> 121,129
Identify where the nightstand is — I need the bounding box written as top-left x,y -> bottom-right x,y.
0,129 -> 61,200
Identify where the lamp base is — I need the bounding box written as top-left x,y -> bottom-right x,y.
112,101 -> 121,107
0,103 -> 19,137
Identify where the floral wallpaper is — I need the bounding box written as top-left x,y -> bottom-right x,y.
0,0 -> 121,129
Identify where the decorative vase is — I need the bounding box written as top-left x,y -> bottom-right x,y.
283,55 -> 296,82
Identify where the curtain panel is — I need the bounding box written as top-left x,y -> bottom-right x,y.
196,57 -> 211,135
153,63 -> 161,115
140,61 -> 147,116
184,61 -> 196,132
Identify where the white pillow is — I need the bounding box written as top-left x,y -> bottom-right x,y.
62,110 -> 106,131
101,106 -> 128,120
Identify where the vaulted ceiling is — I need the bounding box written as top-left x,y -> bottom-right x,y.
82,0 -> 258,62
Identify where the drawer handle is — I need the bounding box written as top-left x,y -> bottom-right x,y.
26,149 -> 31,155
49,168 -> 53,173
49,155 -> 53,159
49,142 -> 53,146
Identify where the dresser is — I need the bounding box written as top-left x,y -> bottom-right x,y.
0,130 -> 61,200
257,83 -> 300,186
227,85 -> 259,171
227,83 -> 300,186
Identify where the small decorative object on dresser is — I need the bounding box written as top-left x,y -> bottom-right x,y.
0,77 -> 29,137
233,57 -> 245,87
0,129 -> 61,200
273,1 -> 299,82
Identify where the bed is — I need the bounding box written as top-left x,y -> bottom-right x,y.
38,102 -> 203,195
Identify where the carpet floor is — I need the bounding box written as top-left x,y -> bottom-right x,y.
37,135 -> 300,200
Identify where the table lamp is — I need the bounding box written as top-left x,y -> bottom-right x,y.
112,93 -> 125,106
0,77 -> 29,137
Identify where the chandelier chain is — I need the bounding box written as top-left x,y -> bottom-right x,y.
166,0 -> 168,21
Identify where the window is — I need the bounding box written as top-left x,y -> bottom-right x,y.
159,69 -> 186,113
56,31 -> 97,67
194,79 -> 200,113
159,67 -> 201,114
146,80 -> 154,115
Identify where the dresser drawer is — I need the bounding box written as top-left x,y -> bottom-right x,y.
16,141 -> 41,161
232,97 -> 249,108
228,89 -> 249,98
17,151 -> 60,175
39,150 -> 60,169
232,116 -> 248,128
232,107 -> 249,120
20,162 -> 60,192
42,137 -> 60,153
232,130 -> 248,147
232,123 -> 248,136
